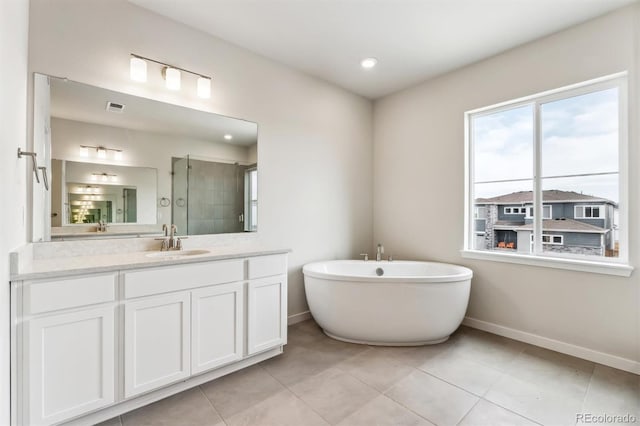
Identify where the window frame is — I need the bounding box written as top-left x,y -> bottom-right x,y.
530,233 -> 564,246
574,205 -> 604,219
504,207 -> 526,215
525,205 -> 552,219
462,72 -> 631,276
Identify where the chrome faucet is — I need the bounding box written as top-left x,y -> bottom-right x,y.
156,224 -> 186,251
376,243 -> 384,262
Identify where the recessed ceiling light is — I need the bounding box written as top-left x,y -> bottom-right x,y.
224,134 -> 233,140
360,57 -> 378,69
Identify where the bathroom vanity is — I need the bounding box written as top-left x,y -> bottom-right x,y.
10,247 -> 288,426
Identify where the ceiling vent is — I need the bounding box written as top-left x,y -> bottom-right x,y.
105,101 -> 125,113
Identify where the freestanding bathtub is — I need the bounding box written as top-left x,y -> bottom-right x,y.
302,260 -> 472,346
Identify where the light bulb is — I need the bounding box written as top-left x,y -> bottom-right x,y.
164,67 -> 181,90
130,57 -> 147,82
360,57 -> 378,69
110,175 -> 117,182
79,146 -> 89,157
97,148 -> 107,159
102,174 -> 108,182
224,134 -> 233,140
91,175 -> 98,181
197,77 -> 211,98
114,150 -> 123,161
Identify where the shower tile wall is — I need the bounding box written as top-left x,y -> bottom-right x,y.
188,159 -> 247,234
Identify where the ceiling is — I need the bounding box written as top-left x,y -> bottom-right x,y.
50,77 -> 258,146
128,0 -> 636,99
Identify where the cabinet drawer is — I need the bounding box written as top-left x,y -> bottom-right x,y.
123,259 -> 244,299
248,255 -> 287,279
25,274 -> 116,315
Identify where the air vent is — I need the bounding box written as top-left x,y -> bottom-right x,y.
105,101 -> 125,113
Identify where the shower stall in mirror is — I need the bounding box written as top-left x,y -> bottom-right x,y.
172,155 -> 257,235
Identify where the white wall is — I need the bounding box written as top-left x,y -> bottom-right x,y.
28,0 -> 373,317
0,0 -> 29,423
374,5 -> 640,367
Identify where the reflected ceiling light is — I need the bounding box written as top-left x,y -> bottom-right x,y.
224,134 -> 233,140
163,66 -> 181,90
130,56 -> 147,82
97,147 -> 107,159
130,53 -> 213,98
360,57 -> 378,69
79,146 -> 89,157
197,77 -> 211,98
114,150 -> 123,161
92,173 -> 117,183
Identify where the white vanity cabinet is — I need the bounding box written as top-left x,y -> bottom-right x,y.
123,292 -> 191,398
18,274 -> 118,426
12,251 -> 288,426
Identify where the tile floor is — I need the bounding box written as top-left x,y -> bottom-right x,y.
100,320 -> 639,426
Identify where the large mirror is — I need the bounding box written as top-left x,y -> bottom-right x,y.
34,73 -> 258,241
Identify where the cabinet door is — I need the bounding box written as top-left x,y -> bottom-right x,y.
247,275 -> 287,355
191,282 -> 244,374
124,293 -> 190,398
27,307 -> 115,425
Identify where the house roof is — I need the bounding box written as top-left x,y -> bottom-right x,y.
516,218 -> 608,234
476,190 -> 615,205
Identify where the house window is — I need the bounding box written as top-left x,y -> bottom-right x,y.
504,207 -> 526,214
474,206 -> 487,219
465,73 -> 627,268
575,205 -> 603,219
525,205 -> 552,219
530,234 -> 564,245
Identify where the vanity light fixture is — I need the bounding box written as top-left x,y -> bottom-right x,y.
360,57 -> 378,69
92,173 -> 117,183
130,56 -> 147,82
79,145 -> 123,160
130,54 -> 212,98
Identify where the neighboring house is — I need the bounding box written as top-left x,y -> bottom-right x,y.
474,190 -> 617,257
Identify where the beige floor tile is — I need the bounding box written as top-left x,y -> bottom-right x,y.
121,387 -> 224,426
581,364 -> 640,420
448,328 -> 525,371
226,389 -> 329,426
290,367 -> 380,425
504,346 -> 594,398
336,347 -> 415,392
337,394 -> 434,426
485,373 -> 585,426
94,417 -> 122,426
302,336 -> 369,364
386,370 -> 478,426
418,349 -> 504,396
261,344 -> 337,386
200,364 -> 285,419
287,319 -> 326,346
458,399 -> 539,426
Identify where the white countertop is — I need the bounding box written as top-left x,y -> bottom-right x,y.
11,246 -> 290,281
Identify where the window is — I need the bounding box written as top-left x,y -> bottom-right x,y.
465,73 -> 628,272
525,205 -> 552,219
575,205 -> 603,219
474,206 -> 487,219
504,207 -> 526,215
530,234 -> 564,245
244,168 -> 258,232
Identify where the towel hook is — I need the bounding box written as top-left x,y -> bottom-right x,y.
17,148 -> 40,184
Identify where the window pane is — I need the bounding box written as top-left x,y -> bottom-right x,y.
541,88 -> 619,177
542,175 -> 618,258
473,105 -> 533,183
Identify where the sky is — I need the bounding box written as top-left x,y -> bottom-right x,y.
473,87 -> 619,203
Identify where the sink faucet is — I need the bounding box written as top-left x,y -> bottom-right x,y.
376,243 -> 384,262
156,224 -> 186,251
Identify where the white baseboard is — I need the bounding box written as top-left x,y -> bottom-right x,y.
463,317 -> 640,375
288,310 -> 312,325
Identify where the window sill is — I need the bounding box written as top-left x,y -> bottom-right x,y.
460,250 -> 633,277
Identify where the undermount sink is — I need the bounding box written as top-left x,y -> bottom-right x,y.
145,249 -> 211,258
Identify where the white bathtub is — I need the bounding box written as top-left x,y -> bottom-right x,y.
302,260 -> 472,346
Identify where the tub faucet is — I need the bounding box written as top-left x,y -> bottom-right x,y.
376,243 -> 384,262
